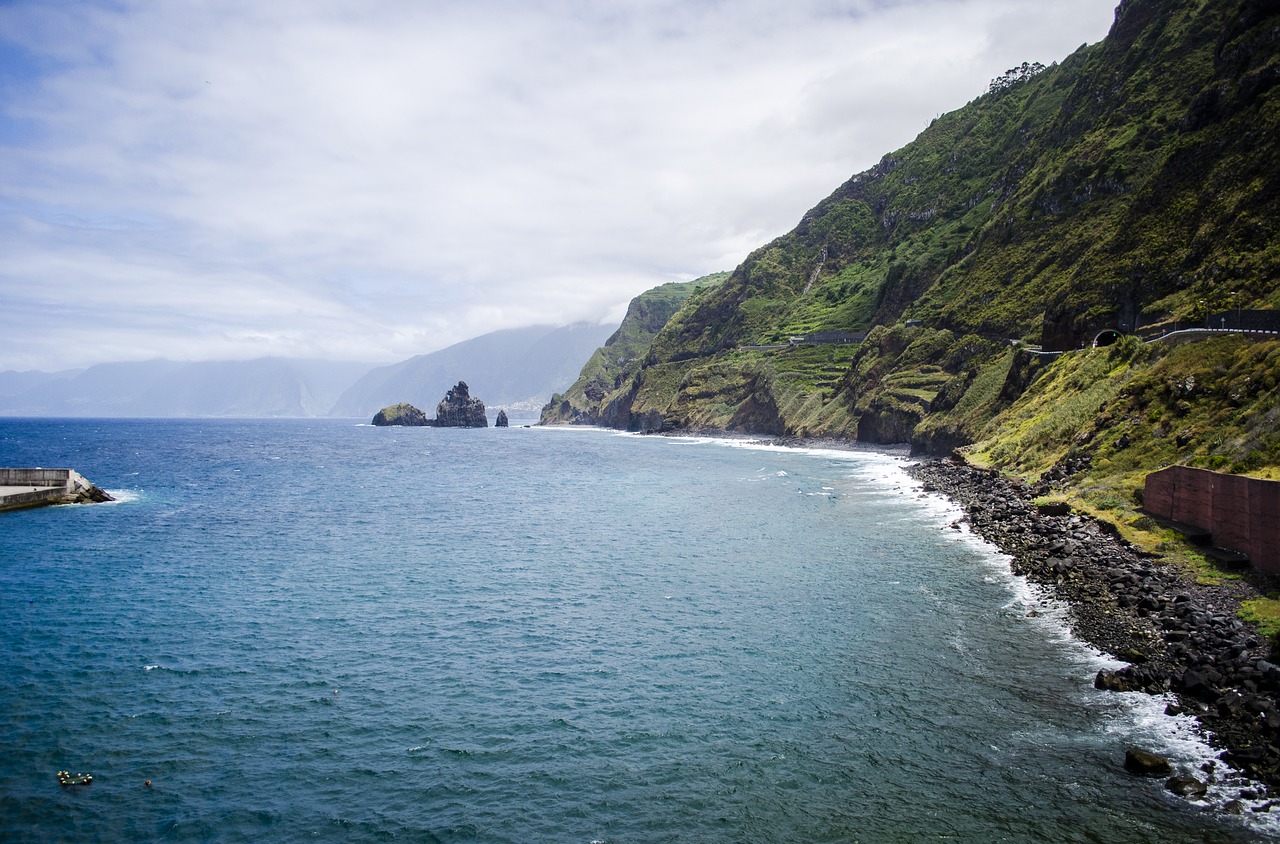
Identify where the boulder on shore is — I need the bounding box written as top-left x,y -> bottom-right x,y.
1166,775 -> 1208,798
1125,748 -> 1173,777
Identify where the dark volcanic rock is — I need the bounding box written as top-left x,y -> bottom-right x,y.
1095,670 -> 1136,692
373,384 -> 491,427
372,402 -> 430,426
908,457 -> 1280,794
434,382 -> 488,428
1166,775 -> 1209,798
495,410 -> 509,427
1126,748 -> 1174,777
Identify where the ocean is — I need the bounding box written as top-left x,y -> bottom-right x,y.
0,417 -> 1274,842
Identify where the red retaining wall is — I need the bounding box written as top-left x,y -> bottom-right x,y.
1145,466 -> 1280,574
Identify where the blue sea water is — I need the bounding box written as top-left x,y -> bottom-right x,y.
1,417 -> 1276,842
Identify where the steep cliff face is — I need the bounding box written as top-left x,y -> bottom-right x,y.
434,382 -> 488,428
559,0 -> 1280,450
540,274 -> 726,427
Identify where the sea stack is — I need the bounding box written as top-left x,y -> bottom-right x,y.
434,382 -> 488,427
495,410 -> 509,427
371,402 -> 430,426
373,383 -> 489,427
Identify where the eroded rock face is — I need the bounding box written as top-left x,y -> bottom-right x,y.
495,410 -> 509,427
372,383 -> 489,427
372,402 -> 430,426
434,382 -> 488,428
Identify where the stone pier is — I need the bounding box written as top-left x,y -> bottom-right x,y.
0,469 -> 113,512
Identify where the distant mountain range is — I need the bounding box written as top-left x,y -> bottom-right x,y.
327,322 -> 616,419
0,322 -> 616,418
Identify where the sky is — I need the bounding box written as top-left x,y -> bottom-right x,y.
0,0 -> 1119,372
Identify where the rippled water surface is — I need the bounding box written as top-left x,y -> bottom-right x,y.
0,418 -> 1273,842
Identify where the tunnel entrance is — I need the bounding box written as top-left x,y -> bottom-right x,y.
1093,329 -> 1122,347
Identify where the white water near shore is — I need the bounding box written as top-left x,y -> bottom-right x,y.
3,418 -> 1274,841
656,431 -> 1280,836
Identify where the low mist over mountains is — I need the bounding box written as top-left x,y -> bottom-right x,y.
0,359 -> 375,418
0,322 -> 615,418
328,322 -> 615,419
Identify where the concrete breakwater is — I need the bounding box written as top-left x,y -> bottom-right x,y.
910,458 -> 1280,802
0,468 -> 113,512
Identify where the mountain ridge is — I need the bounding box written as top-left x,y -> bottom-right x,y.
330,322 -> 616,419
0,321 -> 618,418
541,0 -> 1280,554
544,0 -> 1280,453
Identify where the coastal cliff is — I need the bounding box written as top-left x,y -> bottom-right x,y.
539,0 -> 1280,794
543,0 -> 1280,532
548,0 -> 1280,444
541,274 -> 727,427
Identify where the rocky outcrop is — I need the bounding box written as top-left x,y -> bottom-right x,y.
495,410 -> 509,427
433,382 -> 488,428
855,403 -> 924,445
1166,775 -> 1209,797
371,402 -> 430,426
371,382 -> 489,427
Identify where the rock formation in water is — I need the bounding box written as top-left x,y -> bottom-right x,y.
495,409 -> 509,427
371,383 -> 490,427
434,381 -> 488,428
371,402 -> 430,426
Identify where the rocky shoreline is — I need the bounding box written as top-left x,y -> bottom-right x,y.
909,456 -> 1280,805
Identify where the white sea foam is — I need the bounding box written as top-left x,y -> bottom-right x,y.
684,435 -> 1279,835
898,464 -> 1280,836
103,489 -> 141,504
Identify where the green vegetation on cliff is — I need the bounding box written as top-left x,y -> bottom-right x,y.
544,0 -> 1280,554
964,335 -> 1280,566
540,273 -> 727,426
550,0 -> 1277,435
535,0 -> 1280,690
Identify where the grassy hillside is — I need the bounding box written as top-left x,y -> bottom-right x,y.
962,335 -> 1280,566
540,0 -> 1280,589
540,273 -> 727,426
548,0 -> 1278,450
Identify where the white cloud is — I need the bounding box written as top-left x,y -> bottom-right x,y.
0,0 -> 1118,370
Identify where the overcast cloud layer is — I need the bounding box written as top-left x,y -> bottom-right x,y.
0,0 -> 1118,371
